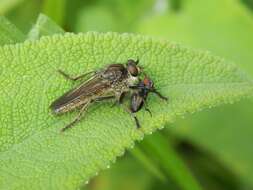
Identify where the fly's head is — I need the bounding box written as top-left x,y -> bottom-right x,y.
126,59 -> 142,86
126,59 -> 141,77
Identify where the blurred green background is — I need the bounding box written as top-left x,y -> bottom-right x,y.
2,0 -> 253,189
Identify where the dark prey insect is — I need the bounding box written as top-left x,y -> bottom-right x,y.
50,59 -> 141,132
127,76 -> 168,128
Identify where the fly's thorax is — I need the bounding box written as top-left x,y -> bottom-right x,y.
118,74 -> 139,93
127,75 -> 139,86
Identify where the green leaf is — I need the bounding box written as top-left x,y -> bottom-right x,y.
73,0 -> 155,33
0,0 -> 24,14
241,0 -> 253,11
0,16 -> 25,44
86,154 -> 154,190
75,6 -> 117,32
130,147 -> 166,182
137,0 -> 253,186
0,32 -> 252,190
5,0 -> 41,33
142,133 -> 202,190
27,13 -> 65,40
42,0 -> 66,26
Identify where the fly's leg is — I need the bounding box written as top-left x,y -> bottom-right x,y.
94,96 -> 115,102
61,96 -> 114,132
111,92 -> 127,107
61,101 -> 90,132
118,92 -> 127,104
110,101 -> 118,108
58,69 -> 95,81
129,84 -> 144,90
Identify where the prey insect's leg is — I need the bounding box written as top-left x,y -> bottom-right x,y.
143,100 -> 152,117
122,105 -> 141,128
133,116 -> 141,129
152,90 -> 168,101
58,69 -> 95,81
145,107 -> 152,117
61,101 -> 90,132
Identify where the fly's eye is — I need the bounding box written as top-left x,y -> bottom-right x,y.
126,59 -> 140,76
127,64 -> 139,76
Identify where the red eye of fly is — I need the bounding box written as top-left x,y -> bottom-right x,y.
143,77 -> 153,88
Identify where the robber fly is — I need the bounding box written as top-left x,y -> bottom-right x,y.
127,76 -> 168,128
50,59 -> 141,132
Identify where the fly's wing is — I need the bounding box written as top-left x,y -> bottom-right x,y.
50,74 -> 111,113
50,64 -> 127,114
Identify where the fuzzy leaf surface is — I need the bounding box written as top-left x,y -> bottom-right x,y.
0,32 -> 252,190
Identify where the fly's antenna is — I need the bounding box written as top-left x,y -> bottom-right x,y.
135,57 -> 139,65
